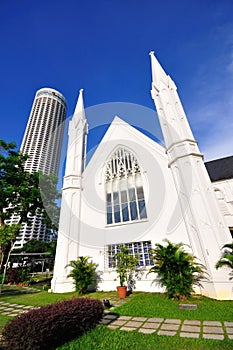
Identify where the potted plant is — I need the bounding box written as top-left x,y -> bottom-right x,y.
112,246 -> 139,298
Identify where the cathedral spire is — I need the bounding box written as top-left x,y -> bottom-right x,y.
150,51 -> 232,299
149,51 -> 194,147
149,51 -> 169,90
73,88 -> 87,126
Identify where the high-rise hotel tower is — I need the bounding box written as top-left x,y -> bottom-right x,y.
12,88 -> 67,248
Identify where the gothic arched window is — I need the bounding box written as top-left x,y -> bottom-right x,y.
105,148 -> 147,225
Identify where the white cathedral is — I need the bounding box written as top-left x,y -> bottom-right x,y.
51,52 -> 233,300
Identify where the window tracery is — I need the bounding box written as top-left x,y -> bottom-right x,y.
105,148 -> 147,225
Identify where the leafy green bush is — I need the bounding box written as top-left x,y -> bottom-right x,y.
148,239 -> 206,299
111,246 -> 139,288
2,297 -> 104,350
66,256 -> 97,294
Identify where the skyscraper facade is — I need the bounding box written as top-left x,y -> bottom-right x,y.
11,88 -> 67,248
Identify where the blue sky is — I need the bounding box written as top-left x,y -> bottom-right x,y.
1,0 -> 233,162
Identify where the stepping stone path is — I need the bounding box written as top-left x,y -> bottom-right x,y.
101,311 -> 233,340
0,301 -> 35,316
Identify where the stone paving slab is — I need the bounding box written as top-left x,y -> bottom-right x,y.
147,317 -> 164,322
107,325 -> 119,329
120,326 -> 137,331
183,320 -> 201,325
225,322 -> 233,327
100,318 -> 116,325
165,319 -> 181,324
157,330 -> 176,336
110,320 -> 127,326
203,334 -> 224,340
103,313 -> 118,320
12,304 -> 25,308
118,316 -> 131,321
160,323 -> 180,331
203,326 -> 224,334
142,322 -> 160,329
203,321 -> 222,326
139,328 -> 156,334
181,325 -> 200,333
226,327 -> 233,334
131,317 -> 147,321
125,321 -> 144,328
180,332 -> 200,338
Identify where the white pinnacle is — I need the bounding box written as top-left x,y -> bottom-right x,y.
149,51 -> 169,90
73,88 -> 86,123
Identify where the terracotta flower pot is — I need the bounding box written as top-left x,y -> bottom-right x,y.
117,286 -> 127,298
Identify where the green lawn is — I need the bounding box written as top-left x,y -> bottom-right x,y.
0,286 -> 118,306
0,288 -> 233,350
0,315 -> 11,335
114,292 -> 233,321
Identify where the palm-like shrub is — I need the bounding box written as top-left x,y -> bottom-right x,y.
66,256 -> 97,294
215,243 -> 233,280
148,239 -> 206,300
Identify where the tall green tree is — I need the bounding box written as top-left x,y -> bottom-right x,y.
0,139 -> 60,227
0,140 -> 60,281
148,239 -> 206,300
215,243 -> 233,280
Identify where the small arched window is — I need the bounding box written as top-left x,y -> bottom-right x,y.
105,148 -> 147,225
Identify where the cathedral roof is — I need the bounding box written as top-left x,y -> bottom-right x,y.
205,156 -> 233,182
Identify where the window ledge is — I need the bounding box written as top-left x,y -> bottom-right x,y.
105,218 -> 148,228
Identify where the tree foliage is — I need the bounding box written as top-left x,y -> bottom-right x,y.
0,139 -> 60,227
0,224 -> 21,285
14,238 -> 56,255
66,256 -> 97,294
215,243 -> 233,280
148,239 -> 206,300
0,139 -> 60,282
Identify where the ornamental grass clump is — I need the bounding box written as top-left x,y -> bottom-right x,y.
2,297 -> 104,350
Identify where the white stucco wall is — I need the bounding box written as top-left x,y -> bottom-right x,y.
77,117 -> 190,292
213,178 -> 233,229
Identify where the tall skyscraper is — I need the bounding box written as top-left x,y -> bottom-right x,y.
11,88 -> 67,248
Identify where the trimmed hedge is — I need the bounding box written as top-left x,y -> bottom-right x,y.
2,297 -> 104,350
